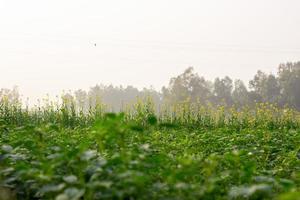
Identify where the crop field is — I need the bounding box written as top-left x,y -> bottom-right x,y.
0,100 -> 300,200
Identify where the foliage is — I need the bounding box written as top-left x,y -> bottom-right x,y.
163,62 -> 300,110
0,98 -> 300,200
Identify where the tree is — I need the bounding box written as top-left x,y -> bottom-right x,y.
249,70 -> 267,102
162,67 -> 212,104
213,76 -> 233,106
249,71 -> 280,103
278,62 -> 300,109
264,74 -> 281,103
232,79 -> 249,107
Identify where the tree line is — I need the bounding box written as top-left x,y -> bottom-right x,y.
163,62 -> 300,110
1,62 -> 300,111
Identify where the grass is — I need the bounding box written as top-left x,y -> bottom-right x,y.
0,98 -> 300,200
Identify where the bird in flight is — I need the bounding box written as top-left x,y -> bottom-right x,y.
94,43 -> 97,47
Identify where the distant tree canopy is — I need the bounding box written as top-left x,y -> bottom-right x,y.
162,67 -> 212,104
162,62 -> 300,110
1,62 -> 300,111
57,85 -> 160,113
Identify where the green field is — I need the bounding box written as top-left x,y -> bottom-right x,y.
0,101 -> 300,200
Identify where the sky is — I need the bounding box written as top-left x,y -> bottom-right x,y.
0,0 -> 300,103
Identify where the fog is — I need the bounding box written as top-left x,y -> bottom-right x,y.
0,0 -> 300,103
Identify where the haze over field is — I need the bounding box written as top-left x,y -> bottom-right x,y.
1,0 -> 300,103
1,1 -> 300,199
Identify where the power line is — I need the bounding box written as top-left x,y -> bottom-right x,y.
2,33 -> 300,54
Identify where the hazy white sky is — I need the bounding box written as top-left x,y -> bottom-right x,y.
1,0 -> 300,102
